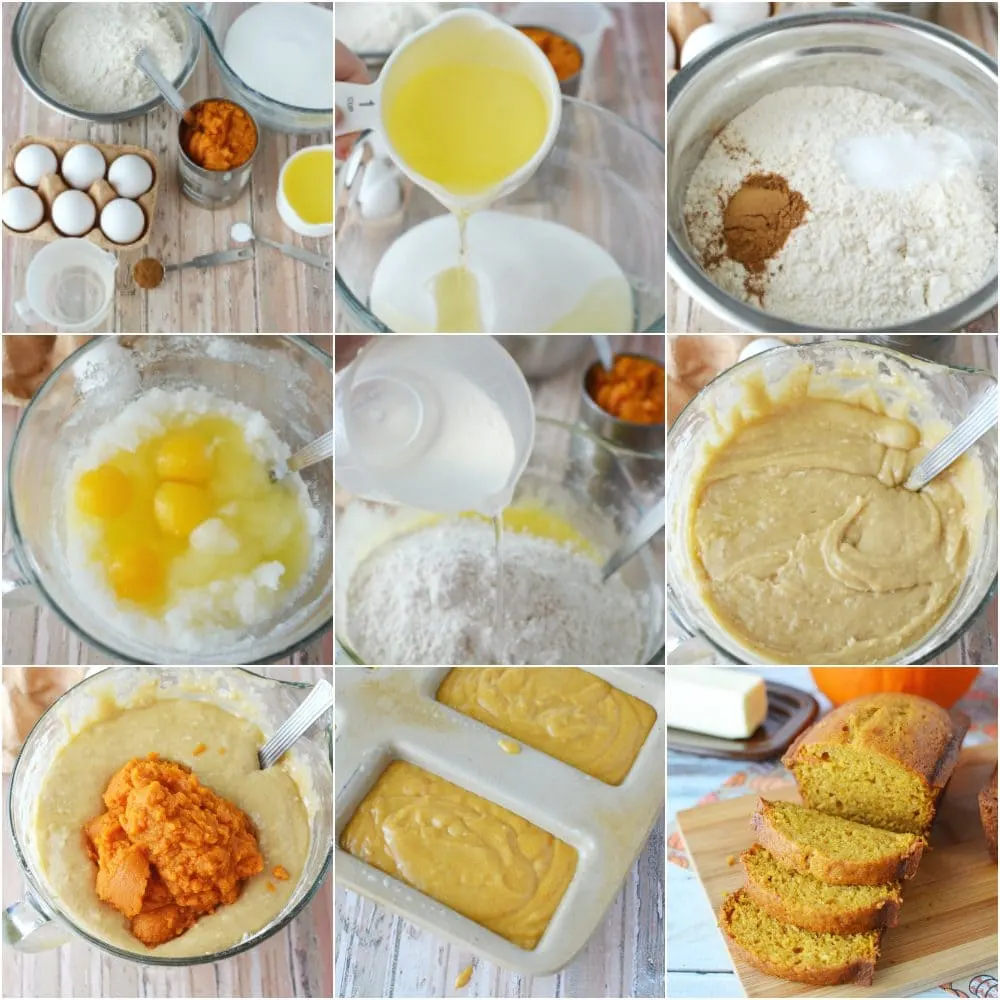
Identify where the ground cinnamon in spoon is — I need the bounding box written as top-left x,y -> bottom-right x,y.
722,172 -> 809,301
132,257 -> 164,289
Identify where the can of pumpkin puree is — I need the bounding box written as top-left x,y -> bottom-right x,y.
178,98 -> 260,208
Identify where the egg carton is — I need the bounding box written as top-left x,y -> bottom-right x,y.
2,135 -> 159,251
336,667 -> 665,975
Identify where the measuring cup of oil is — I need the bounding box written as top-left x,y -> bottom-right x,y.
335,8 -> 561,213
14,239 -> 117,332
335,335 -> 535,515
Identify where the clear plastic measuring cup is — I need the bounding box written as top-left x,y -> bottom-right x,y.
335,335 -> 535,515
335,8 -> 562,212
15,239 -> 117,332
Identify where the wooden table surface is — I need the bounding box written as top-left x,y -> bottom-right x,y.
1,3 -> 332,334
667,1 -> 1000,334
335,1 -> 666,332
1,334 -> 333,666
667,666 -> 999,999
666,333 -> 998,666
1,665 -> 333,999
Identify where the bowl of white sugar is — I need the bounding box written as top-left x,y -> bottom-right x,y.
667,9 -> 998,332
12,3 -> 201,123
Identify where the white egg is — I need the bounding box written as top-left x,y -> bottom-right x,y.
100,198 -> 145,244
107,154 -> 154,199
2,186 -> 44,231
702,2 -> 772,26
13,144 -> 57,187
681,23 -> 737,66
51,189 -> 97,236
60,144 -> 106,189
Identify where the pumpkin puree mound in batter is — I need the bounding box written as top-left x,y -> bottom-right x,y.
84,755 -> 264,946
690,386 -> 971,664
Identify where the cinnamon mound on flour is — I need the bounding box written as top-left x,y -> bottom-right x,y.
714,172 -> 810,302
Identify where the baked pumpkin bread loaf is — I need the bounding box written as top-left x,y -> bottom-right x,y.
752,798 -> 924,885
782,692 -> 968,835
980,765 -> 998,860
719,888 -> 883,986
740,844 -> 902,934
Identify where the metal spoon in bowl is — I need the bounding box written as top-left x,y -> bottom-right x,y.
134,48 -> 194,123
904,383 -> 998,492
601,496 -> 665,582
269,429 -> 333,484
258,678 -> 333,770
592,335 -> 614,371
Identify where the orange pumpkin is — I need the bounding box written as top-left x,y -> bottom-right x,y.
810,667 -> 979,709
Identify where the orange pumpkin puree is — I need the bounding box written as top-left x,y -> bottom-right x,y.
84,754 -> 264,946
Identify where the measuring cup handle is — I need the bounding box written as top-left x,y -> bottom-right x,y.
336,82 -> 380,136
13,298 -> 41,327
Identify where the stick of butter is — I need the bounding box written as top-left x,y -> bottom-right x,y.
667,667 -> 767,739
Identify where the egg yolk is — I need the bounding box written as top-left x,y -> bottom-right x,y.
108,543 -> 164,604
154,482 -> 213,539
71,412 -> 312,620
156,430 -> 213,484
75,465 -> 132,519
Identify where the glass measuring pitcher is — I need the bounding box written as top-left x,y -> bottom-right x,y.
667,340 -> 998,664
4,667 -> 332,964
14,239 -> 117,332
335,335 -> 535,515
3,336 -> 333,664
335,8 -> 562,212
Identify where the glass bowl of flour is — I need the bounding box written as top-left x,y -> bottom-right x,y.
667,9 -> 998,332
336,418 -> 665,665
4,336 -> 332,664
13,3 -> 201,122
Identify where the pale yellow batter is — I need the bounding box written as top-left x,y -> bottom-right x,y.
340,760 -> 577,950
689,376 -> 973,664
35,700 -> 310,957
436,667 -> 656,785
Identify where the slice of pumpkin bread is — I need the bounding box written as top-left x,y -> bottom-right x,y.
741,844 -> 902,934
719,888 -> 882,986
752,798 -> 924,885
782,692 -> 968,835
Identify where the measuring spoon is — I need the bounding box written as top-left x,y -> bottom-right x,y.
231,222 -> 331,272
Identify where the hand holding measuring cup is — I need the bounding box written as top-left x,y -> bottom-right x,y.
336,41 -> 370,161
334,9 -> 562,212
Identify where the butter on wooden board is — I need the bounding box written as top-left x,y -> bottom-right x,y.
667,667 -> 767,739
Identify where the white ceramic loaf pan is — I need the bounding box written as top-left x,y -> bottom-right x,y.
335,667 -> 665,975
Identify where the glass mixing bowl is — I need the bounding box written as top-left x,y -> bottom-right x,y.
3,336 -> 332,664
667,340 -> 998,664
5,667 -> 332,964
191,1 -> 333,133
336,97 -> 665,333
336,418 -> 665,664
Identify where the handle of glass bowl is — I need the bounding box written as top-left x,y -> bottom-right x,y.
2,547 -> 39,608
3,895 -> 71,952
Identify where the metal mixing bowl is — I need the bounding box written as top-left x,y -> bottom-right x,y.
12,2 -> 201,123
667,10 -> 999,333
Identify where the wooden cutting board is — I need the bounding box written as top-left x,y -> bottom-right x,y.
677,743 -> 999,998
